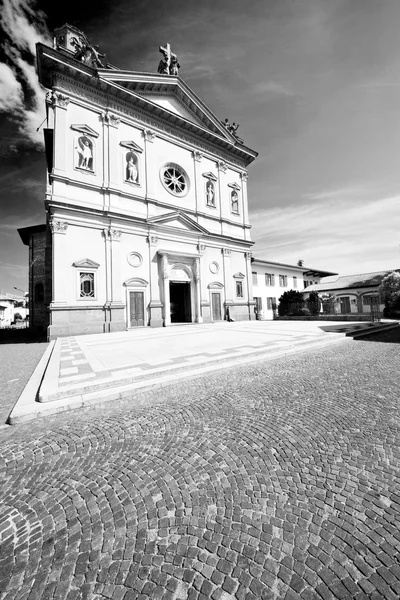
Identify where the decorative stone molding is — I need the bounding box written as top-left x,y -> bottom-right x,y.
240,171 -> 248,182
245,252 -> 252,260
209,262 -> 219,274
102,228 -> 122,241
147,235 -> 158,246
50,219 -> 68,234
47,91 -> 70,109
197,244 -> 206,254
222,248 -> 231,256
127,252 -> 143,267
192,150 -> 203,162
194,258 -> 200,282
101,110 -> 120,128
216,160 -> 228,173
142,129 -> 156,142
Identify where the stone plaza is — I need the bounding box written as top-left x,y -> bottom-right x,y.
1,325 -> 399,600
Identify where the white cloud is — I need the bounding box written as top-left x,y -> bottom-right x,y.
250,194 -> 400,275
252,81 -> 295,97
0,63 -> 24,111
0,0 -> 51,147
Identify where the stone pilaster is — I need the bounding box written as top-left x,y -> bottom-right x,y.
50,91 -> 70,177
49,219 -> 68,305
142,129 -> 156,200
222,248 -> 232,303
194,257 -> 202,323
148,236 -> 163,327
161,254 -> 171,327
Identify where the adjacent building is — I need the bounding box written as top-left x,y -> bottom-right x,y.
20,25 -> 258,339
251,258 -> 336,319
302,269 -> 400,315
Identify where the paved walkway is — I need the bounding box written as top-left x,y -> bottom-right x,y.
8,320 -> 358,423
1,332 -> 399,599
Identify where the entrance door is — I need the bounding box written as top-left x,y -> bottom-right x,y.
170,282 -> 191,323
129,291 -> 145,327
211,292 -> 222,321
340,296 -> 351,314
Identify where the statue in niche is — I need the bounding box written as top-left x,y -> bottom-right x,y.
157,43 -> 180,75
231,190 -> 239,213
71,35 -> 106,69
206,180 -> 215,206
126,152 -> 138,182
76,136 -> 93,170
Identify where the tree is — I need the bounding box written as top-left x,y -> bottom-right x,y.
307,291 -> 321,316
320,293 -> 336,315
13,312 -> 23,321
379,271 -> 400,317
278,290 -> 305,316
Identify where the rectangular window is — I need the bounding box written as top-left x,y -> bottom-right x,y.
267,297 -> 277,310
279,275 -> 288,287
363,296 -> 373,306
304,281 -> 308,288
265,273 -> 275,286
252,272 -> 258,285
293,276 -> 297,288
80,272 -> 95,298
236,281 -> 244,298
254,297 -> 262,311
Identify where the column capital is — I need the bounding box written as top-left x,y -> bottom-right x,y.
47,91 -> 70,109
245,252 -> 252,260
142,129 -> 156,142
197,243 -> 206,255
216,160 -> 227,173
101,110 -> 120,128
240,171 -> 248,182
192,150 -> 203,162
50,219 -> 68,234
222,248 -> 231,256
147,235 -> 158,246
102,227 -> 122,241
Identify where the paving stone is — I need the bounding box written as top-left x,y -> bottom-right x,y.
1,336 -> 400,599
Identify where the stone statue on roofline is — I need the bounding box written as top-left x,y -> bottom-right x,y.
71,34 -> 107,69
157,43 -> 180,76
222,118 -> 244,143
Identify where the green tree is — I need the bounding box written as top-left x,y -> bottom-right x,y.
379,271 -> 400,317
13,312 -> 23,321
278,290 -> 305,316
307,291 -> 321,316
320,293 -> 336,315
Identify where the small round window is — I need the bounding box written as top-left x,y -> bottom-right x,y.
161,163 -> 189,197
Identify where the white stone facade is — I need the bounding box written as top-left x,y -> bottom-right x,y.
33,29 -> 258,338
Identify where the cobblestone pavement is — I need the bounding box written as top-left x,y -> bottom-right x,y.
0,342 -> 47,425
1,335 -> 399,600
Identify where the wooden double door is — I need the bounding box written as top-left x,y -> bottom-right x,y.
129,291 -> 145,327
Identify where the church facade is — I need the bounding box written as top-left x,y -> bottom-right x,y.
20,25 -> 258,339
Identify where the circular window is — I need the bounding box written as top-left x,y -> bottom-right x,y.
160,163 -> 189,196
209,261 -> 219,274
127,252 -> 143,268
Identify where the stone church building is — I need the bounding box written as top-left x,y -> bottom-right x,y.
19,25 -> 258,339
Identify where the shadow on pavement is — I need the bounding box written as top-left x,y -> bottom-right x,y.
353,326 -> 400,344
0,329 -> 47,345
318,323 -> 377,334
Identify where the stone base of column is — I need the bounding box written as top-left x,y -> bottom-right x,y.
149,303 -> 163,328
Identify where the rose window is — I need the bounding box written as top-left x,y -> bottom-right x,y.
161,163 -> 189,196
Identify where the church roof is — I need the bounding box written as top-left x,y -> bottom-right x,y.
303,269 -> 400,292
36,43 -> 258,166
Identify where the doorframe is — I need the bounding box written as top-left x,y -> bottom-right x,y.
208,282 -> 224,322
123,278 -> 149,328
169,262 -> 195,324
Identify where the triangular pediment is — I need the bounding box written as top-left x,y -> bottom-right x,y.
120,140 -> 143,153
233,272 -> 245,279
72,258 -> 100,268
202,172 -> 218,182
147,211 -> 209,234
96,71 -> 238,142
70,124 -> 99,138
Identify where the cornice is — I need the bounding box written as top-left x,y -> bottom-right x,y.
52,74 -> 253,169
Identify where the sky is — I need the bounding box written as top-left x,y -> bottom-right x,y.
1,0 -> 400,294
